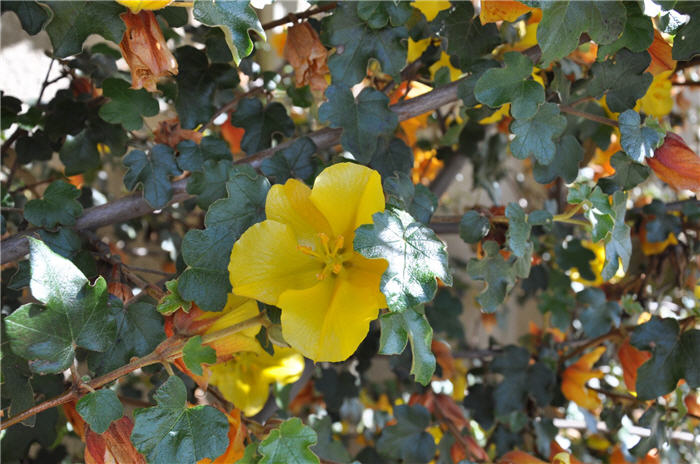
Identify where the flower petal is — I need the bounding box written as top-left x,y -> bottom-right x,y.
229,220 -> 321,305
309,163 -> 384,239
209,358 -> 270,417
278,271 -> 383,362
265,179 -> 333,248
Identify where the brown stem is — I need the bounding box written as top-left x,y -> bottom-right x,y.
261,2 -> 337,30
559,329 -> 623,365
560,105 -> 619,128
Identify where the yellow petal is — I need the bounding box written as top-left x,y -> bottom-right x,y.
259,347 -> 306,384
407,38 -> 431,63
429,51 -> 462,82
412,0 -> 452,21
309,163 -> 385,239
636,70 -> 673,118
480,0 -> 534,24
116,0 -> 173,13
265,179 -> 333,248
278,268 -> 384,362
229,220 -> 321,305
209,357 -> 271,416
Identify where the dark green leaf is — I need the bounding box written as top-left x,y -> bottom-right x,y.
5,238 -> 115,374
475,52 -> 544,120
311,416 -> 351,464
379,306 -> 435,385
0,348 -> 35,426
39,228 -> 96,278
357,1 -> 412,29
230,98 -> 295,154
259,418 -> 319,464
187,159 -> 238,209
505,202 -> 531,258
76,389 -> 123,434
601,191 -> 632,281
260,137 -> 316,184
1,1 -> 50,35
619,109 -> 660,162
532,134 -> 583,184
23,180 -> 83,228
179,166 -> 270,310
376,405 -> 435,463
597,2 -> 654,58
319,86 -> 398,164
588,50 -> 652,113
383,173 -> 438,225
426,290 -> 465,341
354,209 -> 452,313
44,1 -> 126,58
491,346 -> 556,414
59,129 -> 100,175
182,335 -> 217,376
671,3 -> 700,60
369,136 -> 414,180
555,238 -> 596,281
321,2 -> 407,86
192,0 -> 264,64
316,369 -> 358,414
643,200 -> 681,242
459,210 -> 490,244
123,145 -> 182,209
510,103 -> 567,165
15,131 -> 53,164
98,78 -> 159,130
177,136 -> 232,172
577,288 -> 621,338
631,317 -> 700,400
442,2 -> 501,71
598,151 -> 650,192
131,376 -> 230,464
536,0 -> 627,65
175,46 -> 216,129
88,300 -> 165,376
466,241 -> 517,312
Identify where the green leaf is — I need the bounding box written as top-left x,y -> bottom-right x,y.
475,52 -> 544,120
598,151 -> 650,192
631,317 -> 700,400
260,137 -> 316,184
597,2 -> 654,58
131,376 -> 230,464
230,98 -> 295,154
179,166 -> 270,310
509,103 -> 567,165
505,203 -> 532,258
192,0 -> 264,65
39,228 -> 96,278
376,405 -> 436,463
577,288 -> 621,338
379,306 -> 436,385
15,131 -> 53,164
311,416 -> 351,464
187,159 -> 237,210
1,1 -> 50,35
459,210 -> 490,244
76,389 -> 123,434
536,0 -> 627,66
259,418 -> 319,464
619,110 -> 660,162
671,3 -> 700,60
368,137 -> 414,180
357,1 -> 412,29
643,200 -> 681,242
491,346 -> 556,414
5,238 -> 115,374
383,173 -> 438,225
88,300 -> 165,376
354,209 -> 452,313
59,130 -> 100,175
442,2 -> 501,71
23,180 -> 83,228
182,335 -> 216,376
123,145 -> 182,209
601,191 -> 632,281
532,135 -> 583,184
98,78 -> 159,131
321,1 -> 407,86
0,348 -> 35,426
174,46 -> 216,129
177,136 -> 232,172
467,241 -> 517,312
44,1 -> 126,58
319,86 -> 398,164
426,290 -> 465,341
555,238 -> 596,281
157,280 -> 192,315
587,50 -> 652,113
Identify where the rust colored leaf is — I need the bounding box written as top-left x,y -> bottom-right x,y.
283,22 -> 329,93
646,132 -> 700,192
119,10 -> 178,92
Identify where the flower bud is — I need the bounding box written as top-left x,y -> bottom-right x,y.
646,132 -> 700,192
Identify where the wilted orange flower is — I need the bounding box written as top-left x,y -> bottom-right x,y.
154,117 -> 203,147
618,339 -> 651,394
480,0 -> 535,24
646,29 -> 676,75
284,22 -> 329,93
413,148 -> 444,184
119,10 -> 178,92
561,346 -> 606,410
70,77 -> 102,98
646,132 -> 700,192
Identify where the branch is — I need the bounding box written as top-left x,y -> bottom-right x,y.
0,77 -> 464,265
261,2 -> 337,30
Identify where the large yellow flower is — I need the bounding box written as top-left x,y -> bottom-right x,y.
229,163 -> 388,362
209,347 -> 304,417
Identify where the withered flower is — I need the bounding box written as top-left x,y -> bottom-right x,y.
646,132 -> 700,192
119,10 -> 178,92
283,22 -> 329,93
153,117 -> 203,147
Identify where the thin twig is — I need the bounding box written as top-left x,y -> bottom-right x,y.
560,105 -> 619,128
261,2 -> 337,30
36,58 -> 55,105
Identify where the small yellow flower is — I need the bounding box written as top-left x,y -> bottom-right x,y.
116,0 -> 173,13
229,163 -> 388,362
209,347 -> 304,417
637,70 -> 673,119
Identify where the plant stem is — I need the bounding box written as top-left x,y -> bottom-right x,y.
560,105 -> 619,128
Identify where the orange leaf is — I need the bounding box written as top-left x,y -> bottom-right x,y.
618,339 -> 652,393
561,346 -> 606,410
646,132 -> 700,192
85,417 -> 146,464
119,10 -> 178,92
480,0 -> 535,24
284,22 -> 329,93
646,29 -> 676,75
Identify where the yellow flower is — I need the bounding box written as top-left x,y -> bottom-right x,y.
116,0 -> 173,13
429,51 -> 462,82
561,346 -> 606,411
209,347 -> 304,416
229,163 -> 388,362
637,70 -> 673,119
412,0 -> 452,21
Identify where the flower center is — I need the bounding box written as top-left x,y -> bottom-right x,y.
298,233 -> 349,280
